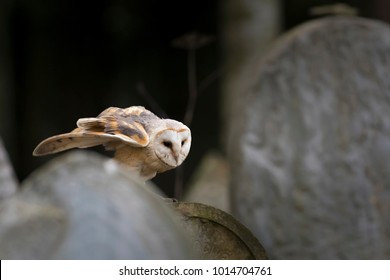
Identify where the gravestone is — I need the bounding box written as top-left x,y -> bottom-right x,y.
228,16 -> 390,259
173,202 -> 267,259
0,137 -> 18,201
184,151 -> 230,213
0,151 -> 193,259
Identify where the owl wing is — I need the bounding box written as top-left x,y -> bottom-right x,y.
32,128 -> 115,156
33,106 -> 153,156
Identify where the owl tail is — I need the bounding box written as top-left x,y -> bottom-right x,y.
33,129 -> 109,156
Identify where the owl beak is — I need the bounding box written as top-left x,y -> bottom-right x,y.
172,152 -> 179,165
170,141 -> 181,165
170,147 -> 180,165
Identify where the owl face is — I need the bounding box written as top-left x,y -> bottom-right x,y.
153,126 -> 191,168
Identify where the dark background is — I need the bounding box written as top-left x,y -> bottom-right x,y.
1,0 -> 389,196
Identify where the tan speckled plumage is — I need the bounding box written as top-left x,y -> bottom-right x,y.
33,106 -> 192,181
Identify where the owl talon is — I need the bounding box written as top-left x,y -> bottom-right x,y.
161,197 -> 178,203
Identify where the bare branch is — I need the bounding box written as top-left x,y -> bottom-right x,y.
136,81 -> 168,119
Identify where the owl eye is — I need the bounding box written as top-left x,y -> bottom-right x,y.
181,139 -> 186,146
163,141 -> 172,149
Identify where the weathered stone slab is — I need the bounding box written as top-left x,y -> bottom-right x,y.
173,202 -> 267,259
184,151 -> 230,213
0,151 -> 193,259
228,16 -> 390,259
0,137 -> 18,201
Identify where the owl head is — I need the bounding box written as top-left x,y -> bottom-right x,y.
152,120 -> 191,169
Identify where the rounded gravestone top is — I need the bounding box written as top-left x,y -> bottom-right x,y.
0,151 -> 193,259
0,137 -> 18,201
173,202 -> 268,259
229,16 -> 390,259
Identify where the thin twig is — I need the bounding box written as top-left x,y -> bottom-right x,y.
175,48 -> 197,199
172,32 -> 216,199
174,166 -> 184,199
136,81 -> 168,118
183,48 -> 197,126
198,68 -> 222,95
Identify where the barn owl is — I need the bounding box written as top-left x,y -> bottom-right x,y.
33,106 -> 192,181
